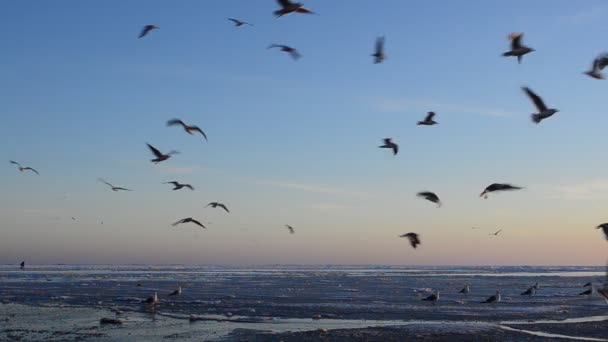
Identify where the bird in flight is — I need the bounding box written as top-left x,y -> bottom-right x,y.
584,53 -> 608,80
480,183 -> 522,199
172,217 -> 206,229
481,291 -> 501,304
20,261 -> 25,270
166,119 -> 208,141
522,87 -> 559,124
139,25 -> 158,39
98,178 -> 132,192
417,191 -> 441,207
371,36 -> 386,64
228,18 -> 253,27
379,138 -> 398,155
285,225 -> 295,234
168,286 -> 182,296
417,112 -> 437,126
9,161 -> 39,175
490,229 -> 503,236
400,232 -> 421,249
147,143 -> 178,163
205,202 -> 230,213
421,291 -> 439,304
502,33 -> 534,64
164,181 -> 194,191
274,0 -> 314,17
596,223 -> 608,240
268,44 -> 301,60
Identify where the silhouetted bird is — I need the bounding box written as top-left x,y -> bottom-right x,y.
459,284 -> 470,295
166,119 -> 207,141
371,36 -> 386,64
274,0 -> 314,17
168,286 -> 182,296
584,53 -> 608,80
480,183 -> 522,199
268,44 -> 301,60
206,202 -> 230,213
422,291 -> 439,304
596,223 -> 608,240
143,292 -> 159,304
9,161 -> 39,175
400,233 -> 421,249
139,25 -> 158,39
379,138 -> 398,155
98,178 -> 132,192
521,285 -> 536,296
417,112 -> 437,126
417,191 -> 441,207
583,282 -> 592,288
228,18 -> 253,27
490,229 -> 503,236
285,225 -> 295,234
20,261 -> 25,270
147,143 -> 178,163
502,33 -> 534,64
522,87 -> 559,124
172,217 -> 206,229
164,181 -> 194,191
481,291 -> 501,304
579,287 -> 593,296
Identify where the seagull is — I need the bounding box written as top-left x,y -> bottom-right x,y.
584,53 -> 608,80
164,181 -> 194,191
522,87 -> 559,124
168,286 -> 182,296
274,0 -> 314,17
417,112 -> 437,126
400,233 -> 421,249
166,119 -> 207,141
9,161 -> 39,175
147,143 -> 178,163
285,225 -> 295,234
98,178 -> 132,192
139,25 -> 158,39
371,36 -> 386,64
421,291 -> 439,304
20,261 -> 25,270
228,18 -> 253,27
579,286 -> 594,296
205,202 -> 230,213
596,223 -> 608,240
268,44 -> 301,60
379,138 -> 398,155
490,229 -> 503,236
459,284 -> 470,295
502,33 -> 534,64
143,292 -> 159,304
172,217 -> 206,229
480,183 -> 522,199
417,191 -> 441,207
521,285 -> 536,296
481,291 -> 501,304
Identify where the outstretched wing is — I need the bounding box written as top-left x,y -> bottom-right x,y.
147,143 -> 163,158
190,219 -> 207,229
425,112 -> 435,121
184,184 -> 195,190
522,87 -> 548,112
114,187 -> 132,191
23,167 -> 39,175
218,204 -> 230,213
375,36 -> 384,54
277,0 -> 293,8
268,44 -> 287,50
191,127 -> 208,141
9,160 -> 21,167
172,219 -> 185,226
167,119 -> 186,127
509,33 -> 523,50
228,18 -> 240,24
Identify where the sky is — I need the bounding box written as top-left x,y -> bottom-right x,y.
0,1 -> 607,266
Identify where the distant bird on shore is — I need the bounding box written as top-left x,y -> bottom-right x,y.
481,291 -> 501,304
9,161 -> 39,175
522,87 -> 558,124
285,225 -> 295,234
168,286 -> 182,296
371,36 -> 386,64
459,284 -> 470,295
98,178 -> 132,192
147,143 -> 178,163
584,53 -> 608,80
164,181 -> 194,191
417,191 -> 441,207
139,25 -> 158,39
502,33 -> 534,64
521,285 -> 536,296
172,217 -> 206,229
166,119 -> 208,141
379,138 -> 398,155
480,183 -> 522,199
144,292 -> 159,304
579,286 -> 594,296
596,223 -> 608,240
268,44 -> 301,60
228,18 -> 253,27
20,261 -> 25,270
422,291 -> 439,304
400,233 -> 421,249
274,0 -> 314,17
417,112 -> 437,126
490,229 -> 503,236
206,202 -> 230,213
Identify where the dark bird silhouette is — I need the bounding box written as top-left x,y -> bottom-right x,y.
417,112 -> 437,126
584,53 -> 608,80
274,0 -> 314,17
206,202 -> 230,213
400,233 -> 421,249
285,225 -> 295,234
168,286 -> 182,296
490,229 -> 503,236
268,44 -> 301,60
521,285 -> 536,296
172,217 -> 206,229
98,178 -> 132,192
147,143 -> 178,163
228,18 -> 253,27
166,119 -> 208,141
71,217 -> 76,221
579,287 -> 593,296
143,292 -> 159,304
480,183 -> 522,199
583,282 -> 592,288
20,261 -> 25,270
421,291 -> 439,304
522,87 -> 559,124
596,223 -> 608,240
9,161 -> 39,175
371,36 -> 386,64
139,25 -> 158,39
164,181 -> 194,191
502,33 -> 534,64
481,291 -> 501,304
417,191 -> 441,207
459,284 -> 470,295
379,138 -> 398,155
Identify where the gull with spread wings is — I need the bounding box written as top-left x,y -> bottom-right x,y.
98,178 -> 132,192
206,202 -> 230,213
417,112 -> 437,126
522,87 -> 559,124
167,119 -> 207,141
139,25 -> 158,39
147,143 -> 178,163
10,161 -> 39,175
274,0 -> 314,17
502,33 -> 534,64
371,36 -> 386,64
172,217 -> 206,229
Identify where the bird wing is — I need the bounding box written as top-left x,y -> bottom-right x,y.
165,181 -> 179,186
375,36 -> 384,53
218,204 -> 230,213
191,127 -> 208,141
114,187 -> 132,191
23,167 -> 39,175
522,87 -> 548,112
190,219 -> 207,229
510,33 -> 522,50
496,229 -> 503,235
289,50 -> 302,60
167,119 -> 186,127
98,178 -> 114,188
277,0 -> 293,8
392,144 -> 399,155
206,202 -> 216,208
9,160 -> 21,167
268,44 -> 286,49
147,144 -> 163,158
425,112 -> 435,121
295,7 -> 313,14
228,18 -> 240,24
184,184 -> 195,190
602,226 -> 608,240
172,219 -> 185,226
139,26 -> 153,38
597,54 -> 608,70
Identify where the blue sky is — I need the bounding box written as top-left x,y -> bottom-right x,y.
1,0 -> 607,265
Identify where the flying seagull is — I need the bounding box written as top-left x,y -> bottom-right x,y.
98,178 -> 132,192
9,161 -> 39,175
139,25 -> 158,39
205,202 -> 230,213
268,44 -> 301,60
521,285 -> 536,296
285,225 -> 295,234
596,223 -> 608,240
20,261 -> 25,270
147,143 -> 178,163
584,53 -> 608,80
168,286 -> 182,296
164,181 -> 194,191
459,284 -> 470,295
417,191 -> 441,207
421,291 -> 439,304
481,291 -> 502,304
490,229 -> 503,236
400,232 -> 421,249
228,18 -> 253,27
502,33 -> 534,64
371,36 -> 386,64
522,87 -> 559,124
166,119 -> 207,141
417,112 -> 437,126
143,292 -> 159,304
480,183 -> 522,199
274,0 -> 314,17
379,138 -> 398,155
172,217 -> 206,229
